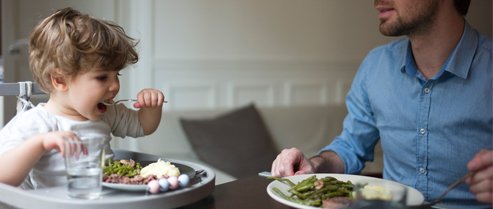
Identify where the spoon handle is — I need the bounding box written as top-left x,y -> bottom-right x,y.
407,171 -> 476,209
429,171 -> 473,205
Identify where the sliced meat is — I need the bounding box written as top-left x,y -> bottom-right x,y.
322,197 -> 352,209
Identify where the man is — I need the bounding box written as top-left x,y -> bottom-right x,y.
271,0 -> 492,208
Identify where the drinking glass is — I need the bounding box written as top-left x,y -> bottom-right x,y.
64,136 -> 106,199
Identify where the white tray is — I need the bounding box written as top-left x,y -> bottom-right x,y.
0,149 -> 215,209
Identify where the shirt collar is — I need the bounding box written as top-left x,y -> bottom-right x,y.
401,42 -> 416,77
445,22 -> 478,79
400,21 -> 479,80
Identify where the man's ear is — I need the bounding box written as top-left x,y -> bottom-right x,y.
51,68 -> 68,91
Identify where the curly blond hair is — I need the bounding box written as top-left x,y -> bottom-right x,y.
29,7 -> 139,93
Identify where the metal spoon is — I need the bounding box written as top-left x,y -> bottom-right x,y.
102,99 -> 168,105
406,171 -> 474,209
102,99 -> 137,105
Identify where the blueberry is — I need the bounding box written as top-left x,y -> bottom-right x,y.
178,174 -> 190,187
158,178 -> 169,192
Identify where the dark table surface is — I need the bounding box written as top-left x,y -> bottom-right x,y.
179,175 -> 288,209
178,175 -> 436,209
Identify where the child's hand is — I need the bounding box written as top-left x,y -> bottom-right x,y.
134,88 -> 165,135
133,88 -> 165,109
39,131 -> 79,156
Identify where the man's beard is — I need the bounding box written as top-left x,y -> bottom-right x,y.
379,1 -> 438,36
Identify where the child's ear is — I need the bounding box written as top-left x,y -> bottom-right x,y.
51,68 -> 68,91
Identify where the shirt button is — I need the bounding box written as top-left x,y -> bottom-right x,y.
419,128 -> 427,135
423,88 -> 431,94
419,168 -> 426,174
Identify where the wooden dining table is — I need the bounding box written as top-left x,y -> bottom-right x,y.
178,175 -> 289,209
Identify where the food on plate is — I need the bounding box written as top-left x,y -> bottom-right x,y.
178,174 -> 190,187
271,175 -> 400,209
158,178 -> 170,192
271,175 -> 354,208
147,174 -> 190,194
359,184 -> 392,201
322,197 -> 353,209
147,180 -> 161,194
102,158 -> 182,186
103,159 -> 155,185
140,159 -> 180,178
102,158 -> 192,194
103,159 -> 142,177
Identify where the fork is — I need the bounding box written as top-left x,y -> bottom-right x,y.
406,171 -> 474,209
102,99 -> 168,105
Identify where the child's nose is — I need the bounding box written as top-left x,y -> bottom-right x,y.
109,80 -> 120,92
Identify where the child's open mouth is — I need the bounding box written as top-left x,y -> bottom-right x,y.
97,102 -> 107,113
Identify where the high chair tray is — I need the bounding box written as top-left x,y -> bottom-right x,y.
0,149 -> 215,209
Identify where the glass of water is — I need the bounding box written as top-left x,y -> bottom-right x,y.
64,136 -> 106,199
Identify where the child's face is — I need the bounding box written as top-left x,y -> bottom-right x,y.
65,68 -> 120,120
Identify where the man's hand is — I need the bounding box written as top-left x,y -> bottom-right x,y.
271,148 -> 315,177
467,149 -> 493,203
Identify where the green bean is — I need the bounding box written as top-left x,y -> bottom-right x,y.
294,183 -> 315,192
291,189 -> 315,200
291,175 -> 316,191
103,159 -> 142,177
269,177 -> 296,187
272,175 -> 354,208
273,188 -> 322,206
272,187 -> 304,204
302,198 -> 322,207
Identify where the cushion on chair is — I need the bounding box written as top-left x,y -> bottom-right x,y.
180,104 -> 277,179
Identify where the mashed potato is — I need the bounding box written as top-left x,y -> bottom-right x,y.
140,159 -> 181,178
360,184 -> 392,201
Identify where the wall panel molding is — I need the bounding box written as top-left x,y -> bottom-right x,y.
154,58 -> 357,110
226,81 -> 276,107
158,81 -> 218,110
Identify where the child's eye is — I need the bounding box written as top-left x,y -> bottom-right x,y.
96,75 -> 108,81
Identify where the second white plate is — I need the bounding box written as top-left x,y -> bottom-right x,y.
266,173 -> 424,209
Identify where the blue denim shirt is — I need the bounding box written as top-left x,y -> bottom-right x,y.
322,22 -> 492,209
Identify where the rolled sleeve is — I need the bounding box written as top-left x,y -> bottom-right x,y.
320,53 -> 380,174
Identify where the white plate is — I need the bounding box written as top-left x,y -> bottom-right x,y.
266,173 -> 424,209
102,160 -> 197,192
102,182 -> 147,191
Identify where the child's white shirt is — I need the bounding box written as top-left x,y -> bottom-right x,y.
0,103 -> 144,189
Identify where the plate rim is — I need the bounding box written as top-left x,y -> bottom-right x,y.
266,173 -> 425,209
102,182 -> 148,191
102,159 -> 196,191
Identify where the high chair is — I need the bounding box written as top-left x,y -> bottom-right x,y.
0,81 -> 45,114
0,82 -> 215,209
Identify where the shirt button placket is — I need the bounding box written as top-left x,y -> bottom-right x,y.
423,87 -> 431,94
416,82 -> 433,195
